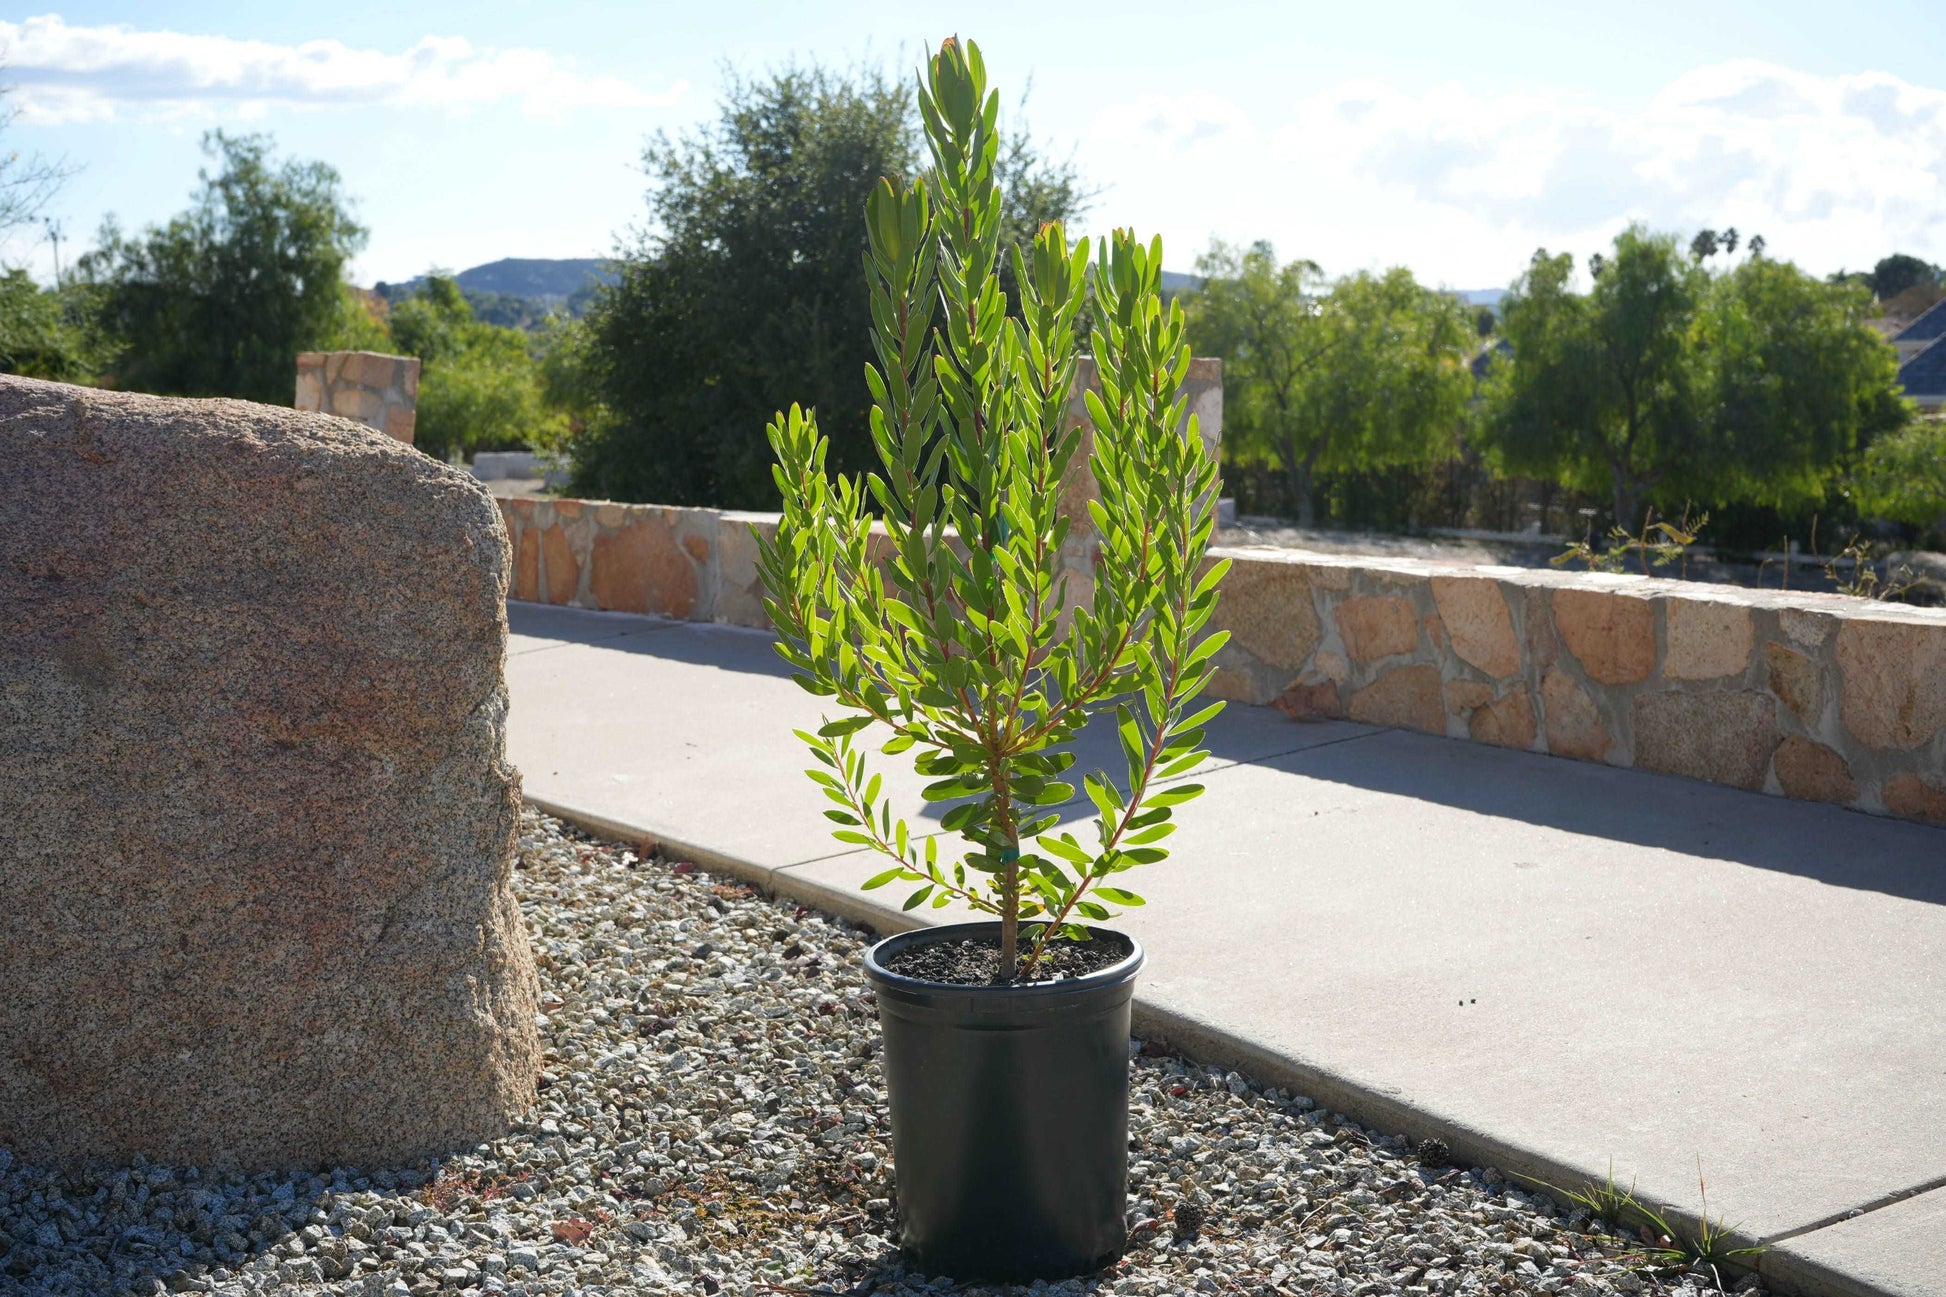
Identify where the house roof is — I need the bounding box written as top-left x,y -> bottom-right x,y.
1892,297 -> 1946,345
1899,336 -> 1946,396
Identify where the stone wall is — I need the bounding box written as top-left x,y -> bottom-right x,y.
499,497 -> 1946,827
295,350 -> 420,444
1199,549 -> 1946,825
499,497 -> 776,626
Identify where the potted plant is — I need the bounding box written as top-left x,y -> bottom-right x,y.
755,37 -> 1228,1284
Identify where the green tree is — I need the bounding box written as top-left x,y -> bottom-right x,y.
1480,233 -> 1703,526
1701,253 -> 1909,506
572,58 -> 1091,508
0,81 -> 96,382
536,313 -> 605,442
0,270 -> 111,382
1182,239 -> 1472,526
321,283 -> 393,353
1855,420 -> 1946,529
387,274 -> 565,461
1870,252 -> 1941,301
78,131 -> 366,404
1479,226 -> 1907,526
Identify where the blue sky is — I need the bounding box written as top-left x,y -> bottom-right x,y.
4,1 -> 1944,290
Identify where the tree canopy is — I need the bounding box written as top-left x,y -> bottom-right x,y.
0,270 -> 111,383
387,275 -> 565,462
1868,253 -> 1942,302
568,59 -> 1092,508
1475,225 -> 1908,527
77,132 -> 367,405
1855,420 -> 1946,530
1181,239 -> 1472,526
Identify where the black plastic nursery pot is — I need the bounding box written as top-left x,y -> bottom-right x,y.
862,921 -> 1145,1284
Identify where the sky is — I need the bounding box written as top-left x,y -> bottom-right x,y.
3,1 -> 1944,293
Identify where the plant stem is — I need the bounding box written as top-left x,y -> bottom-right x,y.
991,757 -> 1021,982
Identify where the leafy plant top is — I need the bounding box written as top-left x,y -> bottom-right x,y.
756,38 -> 1228,982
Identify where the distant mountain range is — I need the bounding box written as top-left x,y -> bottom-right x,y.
371,257 -> 617,304
452,258 -> 618,300
373,257 -> 1505,313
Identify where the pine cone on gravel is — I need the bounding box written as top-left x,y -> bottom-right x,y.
1415,1137 -> 1451,1168
1173,1201 -> 1208,1239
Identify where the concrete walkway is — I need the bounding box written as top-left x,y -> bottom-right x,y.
505,602 -> 1946,1297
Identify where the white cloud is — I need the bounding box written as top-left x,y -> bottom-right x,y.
1084,60 -> 1946,286
0,14 -> 688,124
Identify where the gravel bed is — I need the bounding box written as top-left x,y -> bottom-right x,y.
0,809 -> 1767,1297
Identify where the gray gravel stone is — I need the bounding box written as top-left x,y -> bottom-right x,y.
0,808 -> 1765,1295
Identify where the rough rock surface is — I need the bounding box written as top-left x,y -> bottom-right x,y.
0,375 -> 539,1171
1633,691 -> 1778,791
1346,664 -> 1444,732
1208,559 -> 1321,671
1551,589 -> 1657,687
1541,668 -> 1612,763
1333,595 -> 1419,663
1429,576 -> 1521,679
1662,599 -> 1752,681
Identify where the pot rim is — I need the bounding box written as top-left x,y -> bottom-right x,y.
863,919 -> 1144,1000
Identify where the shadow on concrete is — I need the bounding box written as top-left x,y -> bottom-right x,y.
1271,725 -> 1946,907
507,602 -> 1379,773
507,602 -> 683,654
510,605 -> 1946,904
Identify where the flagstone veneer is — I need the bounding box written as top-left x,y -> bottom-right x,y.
497,493 -> 1946,829
295,350 -> 420,444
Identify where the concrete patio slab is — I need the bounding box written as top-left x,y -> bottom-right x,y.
779,729 -> 1946,1247
503,602 -> 1946,1297
507,603 -> 677,655
1765,1188 -> 1946,1297
506,603 -> 1373,873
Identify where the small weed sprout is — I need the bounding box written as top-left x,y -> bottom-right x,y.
1628,1160 -> 1766,1279
1807,518 -> 1917,601
1518,1159 -> 1639,1234
1554,506 -> 1707,577
1521,1156 -> 1765,1284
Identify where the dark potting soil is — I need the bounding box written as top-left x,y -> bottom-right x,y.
882,932 -> 1129,986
